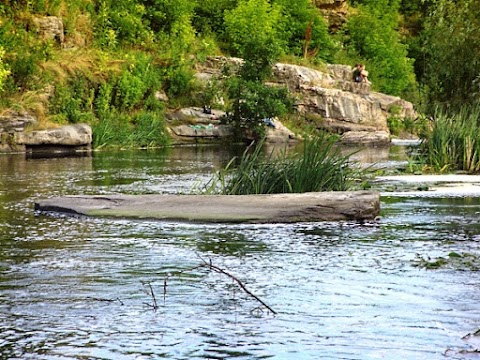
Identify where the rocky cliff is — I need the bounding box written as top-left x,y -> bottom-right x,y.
314,0 -> 348,31
196,56 -> 417,145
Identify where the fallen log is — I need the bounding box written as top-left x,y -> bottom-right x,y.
34,191 -> 380,223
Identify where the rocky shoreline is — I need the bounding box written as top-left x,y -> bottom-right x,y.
0,58 -> 417,153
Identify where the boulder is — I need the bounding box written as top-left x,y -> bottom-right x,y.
16,123 -> 92,147
0,111 -> 38,152
168,107 -> 298,144
264,118 -> 297,144
170,124 -> 234,139
340,131 -> 390,146
32,16 -> 64,44
167,107 -> 225,124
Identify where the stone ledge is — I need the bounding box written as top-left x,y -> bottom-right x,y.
35,191 -> 380,223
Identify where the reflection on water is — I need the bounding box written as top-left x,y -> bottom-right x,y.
0,145 -> 479,359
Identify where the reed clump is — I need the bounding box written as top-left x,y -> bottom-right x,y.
420,104 -> 480,173
198,134 -> 360,195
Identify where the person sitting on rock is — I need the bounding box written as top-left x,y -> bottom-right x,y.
353,63 -> 371,84
352,63 -> 363,83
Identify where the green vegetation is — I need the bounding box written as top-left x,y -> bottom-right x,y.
340,0 -> 416,97
417,104 -> 480,173
0,0 -> 479,171
197,134 -> 361,195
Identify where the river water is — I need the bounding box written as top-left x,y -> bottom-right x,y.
0,145 -> 479,360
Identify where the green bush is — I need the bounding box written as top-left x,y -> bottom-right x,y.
50,77 -> 97,123
421,0 -> 480,109
93,0 -> 153,48
114,70 -> 147,110
224,0 -> 283,60
112,52 -> 163,110
94,82 -> 113,119
0,20 -> 51,93
163,61 -> 196,98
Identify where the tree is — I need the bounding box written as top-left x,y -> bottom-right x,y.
273,0 -> 335,62
421,0 -> 480,109
344,0 -> 417,97
192,0 -> 237,36
224,0 -> 283,61
223,0 -> 293,139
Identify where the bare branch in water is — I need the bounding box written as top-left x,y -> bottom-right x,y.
199,259 -> 277,315
159,256 -> 277,315
86,297 -> 124,306
141,281 -> 158,311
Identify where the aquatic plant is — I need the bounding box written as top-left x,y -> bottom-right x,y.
419,104 -> 480,173
197,134 -> 361,195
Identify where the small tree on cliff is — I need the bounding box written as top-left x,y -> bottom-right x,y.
223,0 -> 293,139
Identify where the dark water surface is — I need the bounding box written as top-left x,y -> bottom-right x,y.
1,146 -> 479,359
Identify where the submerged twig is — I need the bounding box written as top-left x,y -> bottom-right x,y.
141,281 -> 158,311
200,259 -> 277,315
86,297 -> 124,306
159,255 -> 276,315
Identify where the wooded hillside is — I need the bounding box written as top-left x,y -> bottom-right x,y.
0,0 -> 478,146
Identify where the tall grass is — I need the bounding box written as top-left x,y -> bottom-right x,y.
197,134 -> 360,195
92,111 -> 170,149
420,104 -> 480,173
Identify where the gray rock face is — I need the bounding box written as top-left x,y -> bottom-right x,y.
271,62 -> 416,137
0,111 -> 38,152
32,16 -> 64,44
0,111 -> 37,133
197,57 -> 417,145
16,124 -> 92,146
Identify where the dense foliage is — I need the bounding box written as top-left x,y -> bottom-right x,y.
0,0 -> 478,148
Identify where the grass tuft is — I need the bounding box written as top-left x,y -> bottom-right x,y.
419,104 -> 480,173
196,133 -> 361,195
